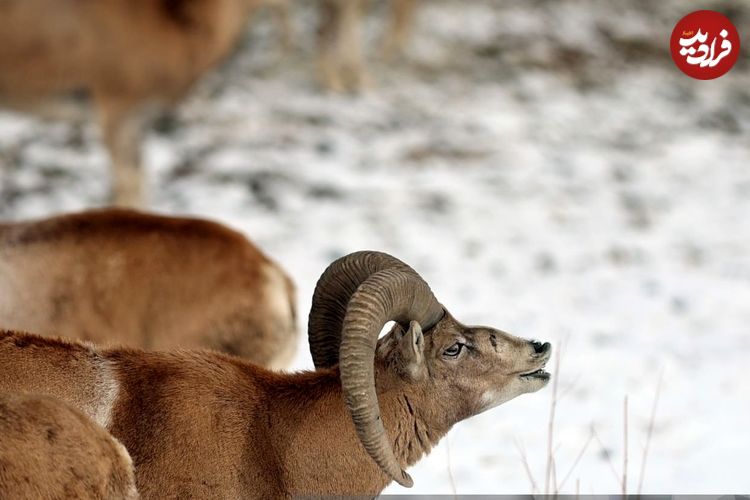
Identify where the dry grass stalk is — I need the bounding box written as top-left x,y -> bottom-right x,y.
519,338 -> 662,497
445,436 -> 457,498
591,426 -> 623,488
622,395 -> 629,496
637,368 -> 663,494
544,344 -> 562,495
558,429 -> 594,491
514,438 -> 539,494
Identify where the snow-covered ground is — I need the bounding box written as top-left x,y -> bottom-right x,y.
1,0 -> 749,494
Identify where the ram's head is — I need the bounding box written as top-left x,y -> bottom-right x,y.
308,251 -> 551,487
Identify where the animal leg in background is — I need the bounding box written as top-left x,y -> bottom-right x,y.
268,0 -> 293,51
97,97 -> 153,207
383,0 -> 419,58
317,0 -> 370,92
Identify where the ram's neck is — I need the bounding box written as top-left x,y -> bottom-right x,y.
266,365 -> 452,496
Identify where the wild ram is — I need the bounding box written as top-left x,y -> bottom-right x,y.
0,208 -> 297,369
0,251 -> 551,497
0,392 -> 138,499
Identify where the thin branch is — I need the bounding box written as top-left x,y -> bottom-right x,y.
622,396 -> 629,496
544,344 -> 562,495
445,435 -> 457,498
558,429 -> 594,491
591,425 -> 622,488
514,438 -> 539,494
637,368 -> 663,494
551,453 -> 558,495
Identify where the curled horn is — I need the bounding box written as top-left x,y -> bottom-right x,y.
307,252 -> 444,486
340,266 -> 442,487
308,251 -> 425,369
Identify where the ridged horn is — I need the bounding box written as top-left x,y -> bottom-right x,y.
308,251 -> 422,369
339,267 -> 443,487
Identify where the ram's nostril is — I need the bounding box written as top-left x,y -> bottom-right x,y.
530,340 -> 549,354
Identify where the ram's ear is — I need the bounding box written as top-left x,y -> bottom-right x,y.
376,323 -> 400,358
397,321 -> 426,381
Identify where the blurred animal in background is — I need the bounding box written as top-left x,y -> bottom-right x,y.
0,0 -> 290,207
0,392 -> 139,499
261,0 -> 294,51
0,251 -> 551,497
317,0 -> 421,92
0,0 -> 421,205
0,209 -> 298,369
382,0 -> 420,59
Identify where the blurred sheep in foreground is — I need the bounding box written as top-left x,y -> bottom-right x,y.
0,392 -> 138,499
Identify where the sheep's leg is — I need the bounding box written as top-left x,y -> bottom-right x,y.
97,98 -> 148,207
317,0 -> 346,92
339,0 -> 370,91
317,0 -> 369,92
271,0 -> 293,52
382,0 -> 419,59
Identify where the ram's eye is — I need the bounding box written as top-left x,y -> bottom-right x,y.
443,343 -> 463,358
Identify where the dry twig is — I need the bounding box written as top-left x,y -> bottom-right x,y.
445,436 -> 457,498
591,425 -> 622,488
558,429 -> 594,491
544,344 -> 562,495
637,368 -> 663,494
622,396 -> 629,496
514,438 -> 539,494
